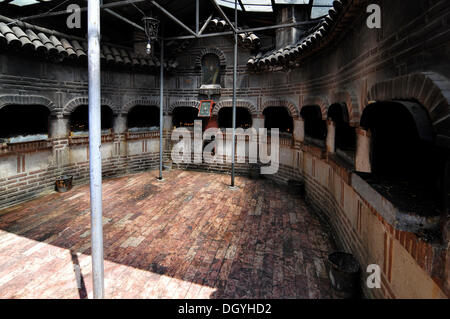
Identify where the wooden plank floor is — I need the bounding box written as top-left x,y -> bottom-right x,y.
0,169 -> 337,299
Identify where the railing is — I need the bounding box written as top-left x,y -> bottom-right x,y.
69,134 -> 115,145
125,131 -> 160,140
0,139 -> 52,155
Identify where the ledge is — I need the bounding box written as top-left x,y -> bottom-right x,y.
0,139 -> 51,156
126,131 -> 160,140
351,172 -> 441,236
69,134 -> 115,145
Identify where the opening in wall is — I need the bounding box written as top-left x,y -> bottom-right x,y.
263,107 -> 293,136
218,107 -> 252,129
127,105 -> 160,132
70,105 -> 114,136
360,100 -> 443,217
328,103 -> 356,162
301,105 -> 326,147
172,107 -> 199,128
0,105 -> 50,143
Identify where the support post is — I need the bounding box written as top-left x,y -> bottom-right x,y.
231,0 -> 238,187
442,160 -> 449,244
196,0 -> 199,35
87,0 -> 104,299
159,39 -> 164,180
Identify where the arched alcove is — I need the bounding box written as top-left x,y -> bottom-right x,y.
328,102 -> 356,152
360,100 -> 442,216
0,104 -> 50,142
301,105 -> 327,145
172,107 -> 199,128
127,105 -> 160,131
218,107 -> 252,129
70,105 -> 114,134
263,106 -> 293,134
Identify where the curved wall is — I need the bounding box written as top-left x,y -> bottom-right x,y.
0,0 -> 449,299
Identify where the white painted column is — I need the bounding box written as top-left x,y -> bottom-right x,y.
355,128 -> 372,173
87,0 -> 104,299
293,118 -> 305,143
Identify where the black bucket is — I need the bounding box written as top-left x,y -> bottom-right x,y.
249,164 -> 260,180
287,179 -> 305,197
55,175 -> 73,193
328,252 -> 360,298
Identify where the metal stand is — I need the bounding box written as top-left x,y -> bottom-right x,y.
231,0 -> 238,188
159,38 -> 164,181
87,0 -> 104,299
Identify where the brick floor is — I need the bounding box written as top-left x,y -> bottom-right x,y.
0,169 -> 337,299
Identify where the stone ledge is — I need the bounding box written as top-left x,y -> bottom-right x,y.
351,173 -> 441,234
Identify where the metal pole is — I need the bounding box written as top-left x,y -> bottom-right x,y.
231,0 -> 238,187
151,1 -> 197,37
9,0 -> 147,23
198,14 -> 214,36
209,0 -> 238,33
159,39 -> 164,180
87,0 -> 104,299
104,8 -> 145,32
163,20 -> 320,41
196,0 -> 199,35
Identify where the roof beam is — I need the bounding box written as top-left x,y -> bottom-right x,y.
103,8 -> 145,32
198,14 -> 214,36
238,0 -> 246,12
9,0 -> 147,23
150,0 -> 197,37
164,19 -> 320,40
209,0 -> 238,33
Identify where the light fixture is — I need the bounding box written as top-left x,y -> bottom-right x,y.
142,15 -> 160,56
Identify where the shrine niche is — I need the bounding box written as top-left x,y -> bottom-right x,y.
202,54 -> 220,85
199,53 -> 222,96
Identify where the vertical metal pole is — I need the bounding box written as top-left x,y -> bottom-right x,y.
196,0 -> 199,35
159,39 -> 164,180
442,160 -> 449,244
88,0 -> 104,299
231,0 -> 238,187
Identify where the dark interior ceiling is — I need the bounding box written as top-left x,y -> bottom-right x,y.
0,0 -> 281,46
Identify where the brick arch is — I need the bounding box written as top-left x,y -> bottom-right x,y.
122,98 -> 160,115
63,96 -> 118,115
301,95 -> 329,120
195,48 -> 227,69
261,99 -> 299,118
212,99 -> 258,117
367,72 -> 450,140
167,100 -> 200,115
330,90 -> 360,126
0,94 -> 57,114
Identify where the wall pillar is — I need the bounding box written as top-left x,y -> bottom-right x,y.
355,128 -> 371,173
293,118 -> 304,143
49,116 -> 70,168
326,119 -> 336,154
113,114 -> 127,134
49,116 -> 70,139
252,115 -> 264,131
163,114 -> 173,132
112,114 -> 127,157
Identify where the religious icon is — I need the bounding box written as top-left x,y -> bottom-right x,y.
202,54 -> 220,85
